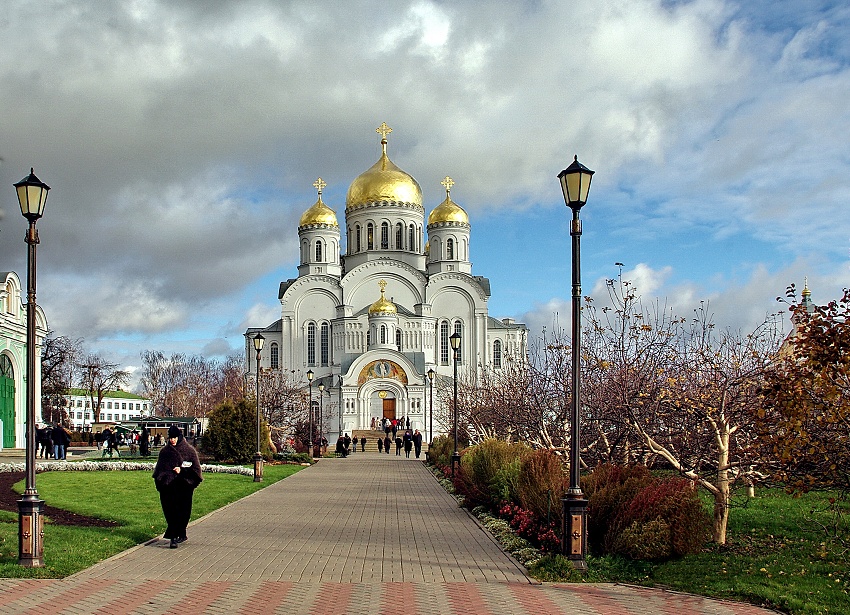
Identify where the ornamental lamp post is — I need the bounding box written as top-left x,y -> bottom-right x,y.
427,368 -> 435,446
557,155 -> 594,572
15,168 -> 50,568
449,332 -> 461,478
317,382 -> 325,457
306,370 -> 314,457
253,333 -> 264,482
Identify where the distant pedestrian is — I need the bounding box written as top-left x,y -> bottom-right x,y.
377,437 -> 384,453
336,435 -> 347,457
344,433 -> 351,455
395,436 -> 403,456
403,430 -> 413,458
384,435 -> 391,454
352,436 -> 358,454
52,423 -> 70,460
140,426 -> 150,457
153,425 -> 202,549
413,429 -> 423,458
360,437 -> 366,452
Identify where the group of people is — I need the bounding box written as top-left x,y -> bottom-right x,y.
95,426 -> 153,458
372,416 -> 412,438
334,433 -> 368,457
376,429 -> 423,458
35,423 -> 72,460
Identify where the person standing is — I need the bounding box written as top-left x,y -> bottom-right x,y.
412,429 -> 423,459
360,437 -> 366,452
52,423 -> 69,460
403,430 -> 413,458
153,425 -> 203,549
377,437 -> 384,453
352,435 -> 358,454
395,435 -> 403,456
140,426 -> 151,457
383,435 -> 391,454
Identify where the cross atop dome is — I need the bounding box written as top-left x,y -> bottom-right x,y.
378,279 -> 387,293
313,177 -> 326,196
441,176 -> 454,197
376,122 -> 392,140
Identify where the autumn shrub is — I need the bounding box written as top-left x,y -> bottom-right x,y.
583,463 -> 653,556
427,434 -> 455,473
516,448 -> 568,529
455,439 -> 529,510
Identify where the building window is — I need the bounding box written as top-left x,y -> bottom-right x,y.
380,325 -> 387,344
77,400 -> 82,407
494,340 -> 502,368
409,225 -> 415,252
307,322 -> 317,366
447,238 -> 454,260
454,321 -> 463,365
367,223 -> 374,249
381,222 -> 389,249
315,240 -> 322,262
321,323 -> 329,366
396,223 -> 403,249
270,343 -> 279,369
356,225 -> 362,252
76,412 -> 82,419
440,321 -> 450,365
122,403 -> 127,410
107,414 -> 112,421
396,329 -> 402,351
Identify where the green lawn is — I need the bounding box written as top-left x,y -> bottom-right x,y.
530,488 -> 849,615
0,464 -> 303,578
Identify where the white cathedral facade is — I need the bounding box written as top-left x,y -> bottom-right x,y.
245,124 -> 527,441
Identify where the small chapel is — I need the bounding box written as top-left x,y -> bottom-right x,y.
245,123 -> 527,442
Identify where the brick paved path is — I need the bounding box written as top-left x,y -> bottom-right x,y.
0,452 -> 778,614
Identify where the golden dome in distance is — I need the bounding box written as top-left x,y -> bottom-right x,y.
299,177 -> 339,227
346,123 -> 423,210
428,176 -> 469,225
369,279 -> 397,315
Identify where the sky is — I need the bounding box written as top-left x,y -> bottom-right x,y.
1,0 -> 848,388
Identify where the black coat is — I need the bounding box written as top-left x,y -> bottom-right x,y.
153,438 -> 202,540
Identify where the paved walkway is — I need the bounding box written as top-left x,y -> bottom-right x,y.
0,451 -> 777,614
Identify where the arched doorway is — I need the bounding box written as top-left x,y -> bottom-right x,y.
0,355 -> 15,448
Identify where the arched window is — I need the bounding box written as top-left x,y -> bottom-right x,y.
321,323 -> 330,366
409,225 -> 415,252
396,223 -> 403,249
440,321 -> 450,365
396,329 -> 402,351
454,320 -> 463,365
446,238 -> 454,260
493,340 -> 502,369
356,225 -> 362,252
381,222 -> 389,249
270,343 -> 279,369
380,325 -> 387,344
315,240 -> 322,262
307,323 -> 316,366
367,223 -> 374,249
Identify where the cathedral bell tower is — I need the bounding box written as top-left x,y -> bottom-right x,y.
298,177 -> 341,277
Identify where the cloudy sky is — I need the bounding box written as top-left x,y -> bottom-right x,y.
1,0 -> 848,385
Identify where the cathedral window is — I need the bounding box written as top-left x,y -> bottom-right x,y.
321,323 -> 329,366
356,225 -> 361,252
493,340 -> 502,369
454,321 -> 463,365
440,321 -> 449,365
380,325 -> 387,344
408,225 -> 415,252
307,322 -> 316,366
315,240 -> 322,262
271,343 -> 279,369
381,222 -> 389,249
396,329 -> 402,351
396,223 -> 403,249
447,238 -> 454,260
367,223 -> 374,249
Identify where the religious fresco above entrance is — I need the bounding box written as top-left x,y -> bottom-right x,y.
358,360 -> 408,386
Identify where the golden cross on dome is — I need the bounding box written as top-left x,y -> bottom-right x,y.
378,279 -> 387,294
313,177 -> 326,195
376,122 -> 393,140
441,176 -> 455,196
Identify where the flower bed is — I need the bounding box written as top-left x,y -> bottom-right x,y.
0,461 -> 254,476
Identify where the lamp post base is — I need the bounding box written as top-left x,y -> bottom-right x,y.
562,494 -> 588,572
17,497 -> 45,568
450,452 -> 461,478
253,453 -> 263,482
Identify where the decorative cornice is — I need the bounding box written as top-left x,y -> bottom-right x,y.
345,200 -> 425,215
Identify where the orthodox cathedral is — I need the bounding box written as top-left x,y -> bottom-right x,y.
245,123 -> 527,441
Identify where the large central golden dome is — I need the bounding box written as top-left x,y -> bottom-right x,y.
346,123 -> 422,211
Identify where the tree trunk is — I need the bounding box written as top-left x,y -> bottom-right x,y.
713,430 -> 730,544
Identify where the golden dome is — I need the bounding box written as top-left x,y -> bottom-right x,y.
369,280 -> 397,315
346,123 -> 422,210
299,177 -> 339,227
427,176 -> 469,225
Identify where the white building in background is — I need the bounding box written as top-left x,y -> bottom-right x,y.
64,388 -> 152,431
0,271 -> 47,449
246,123 -> 527,442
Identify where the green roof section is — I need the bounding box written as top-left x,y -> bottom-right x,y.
68,388 -> 149,400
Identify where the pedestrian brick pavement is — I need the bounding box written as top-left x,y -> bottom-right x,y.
0,452 -> 779,614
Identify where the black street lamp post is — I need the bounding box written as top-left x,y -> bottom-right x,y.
427,368 -> 435,446
306,370 -> 314,457
317,382 -> 325,457
449,332 -> 461,478
253,334 -> 264,482
557,155 -> 594,571
15,168 -> 50,568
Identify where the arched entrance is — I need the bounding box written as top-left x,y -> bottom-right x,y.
0,355 -> 15,448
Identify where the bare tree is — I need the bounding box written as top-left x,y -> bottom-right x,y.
78,354 -> 131,423
40,332 -> 83,425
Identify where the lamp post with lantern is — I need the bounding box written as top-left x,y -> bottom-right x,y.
557,155 -> 594,571
306,370 -> 314,457
15,168 -> 50,568
427,368 -> 435,446
253,333 -> 264,482
449,332 -> 461,478
317,382 -> 325,457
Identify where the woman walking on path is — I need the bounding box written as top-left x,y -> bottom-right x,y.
153,425 -> 203,549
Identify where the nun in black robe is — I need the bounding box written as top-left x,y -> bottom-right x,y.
153,425 -> 203,548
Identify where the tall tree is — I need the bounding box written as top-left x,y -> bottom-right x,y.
40,332 -> 83,425
78,354 -> 130,423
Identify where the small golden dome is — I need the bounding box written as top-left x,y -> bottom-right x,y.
369,280 -> 397,315
428,176 -> 469,225
346,124 -> 422,210
299,177 -> 339,227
